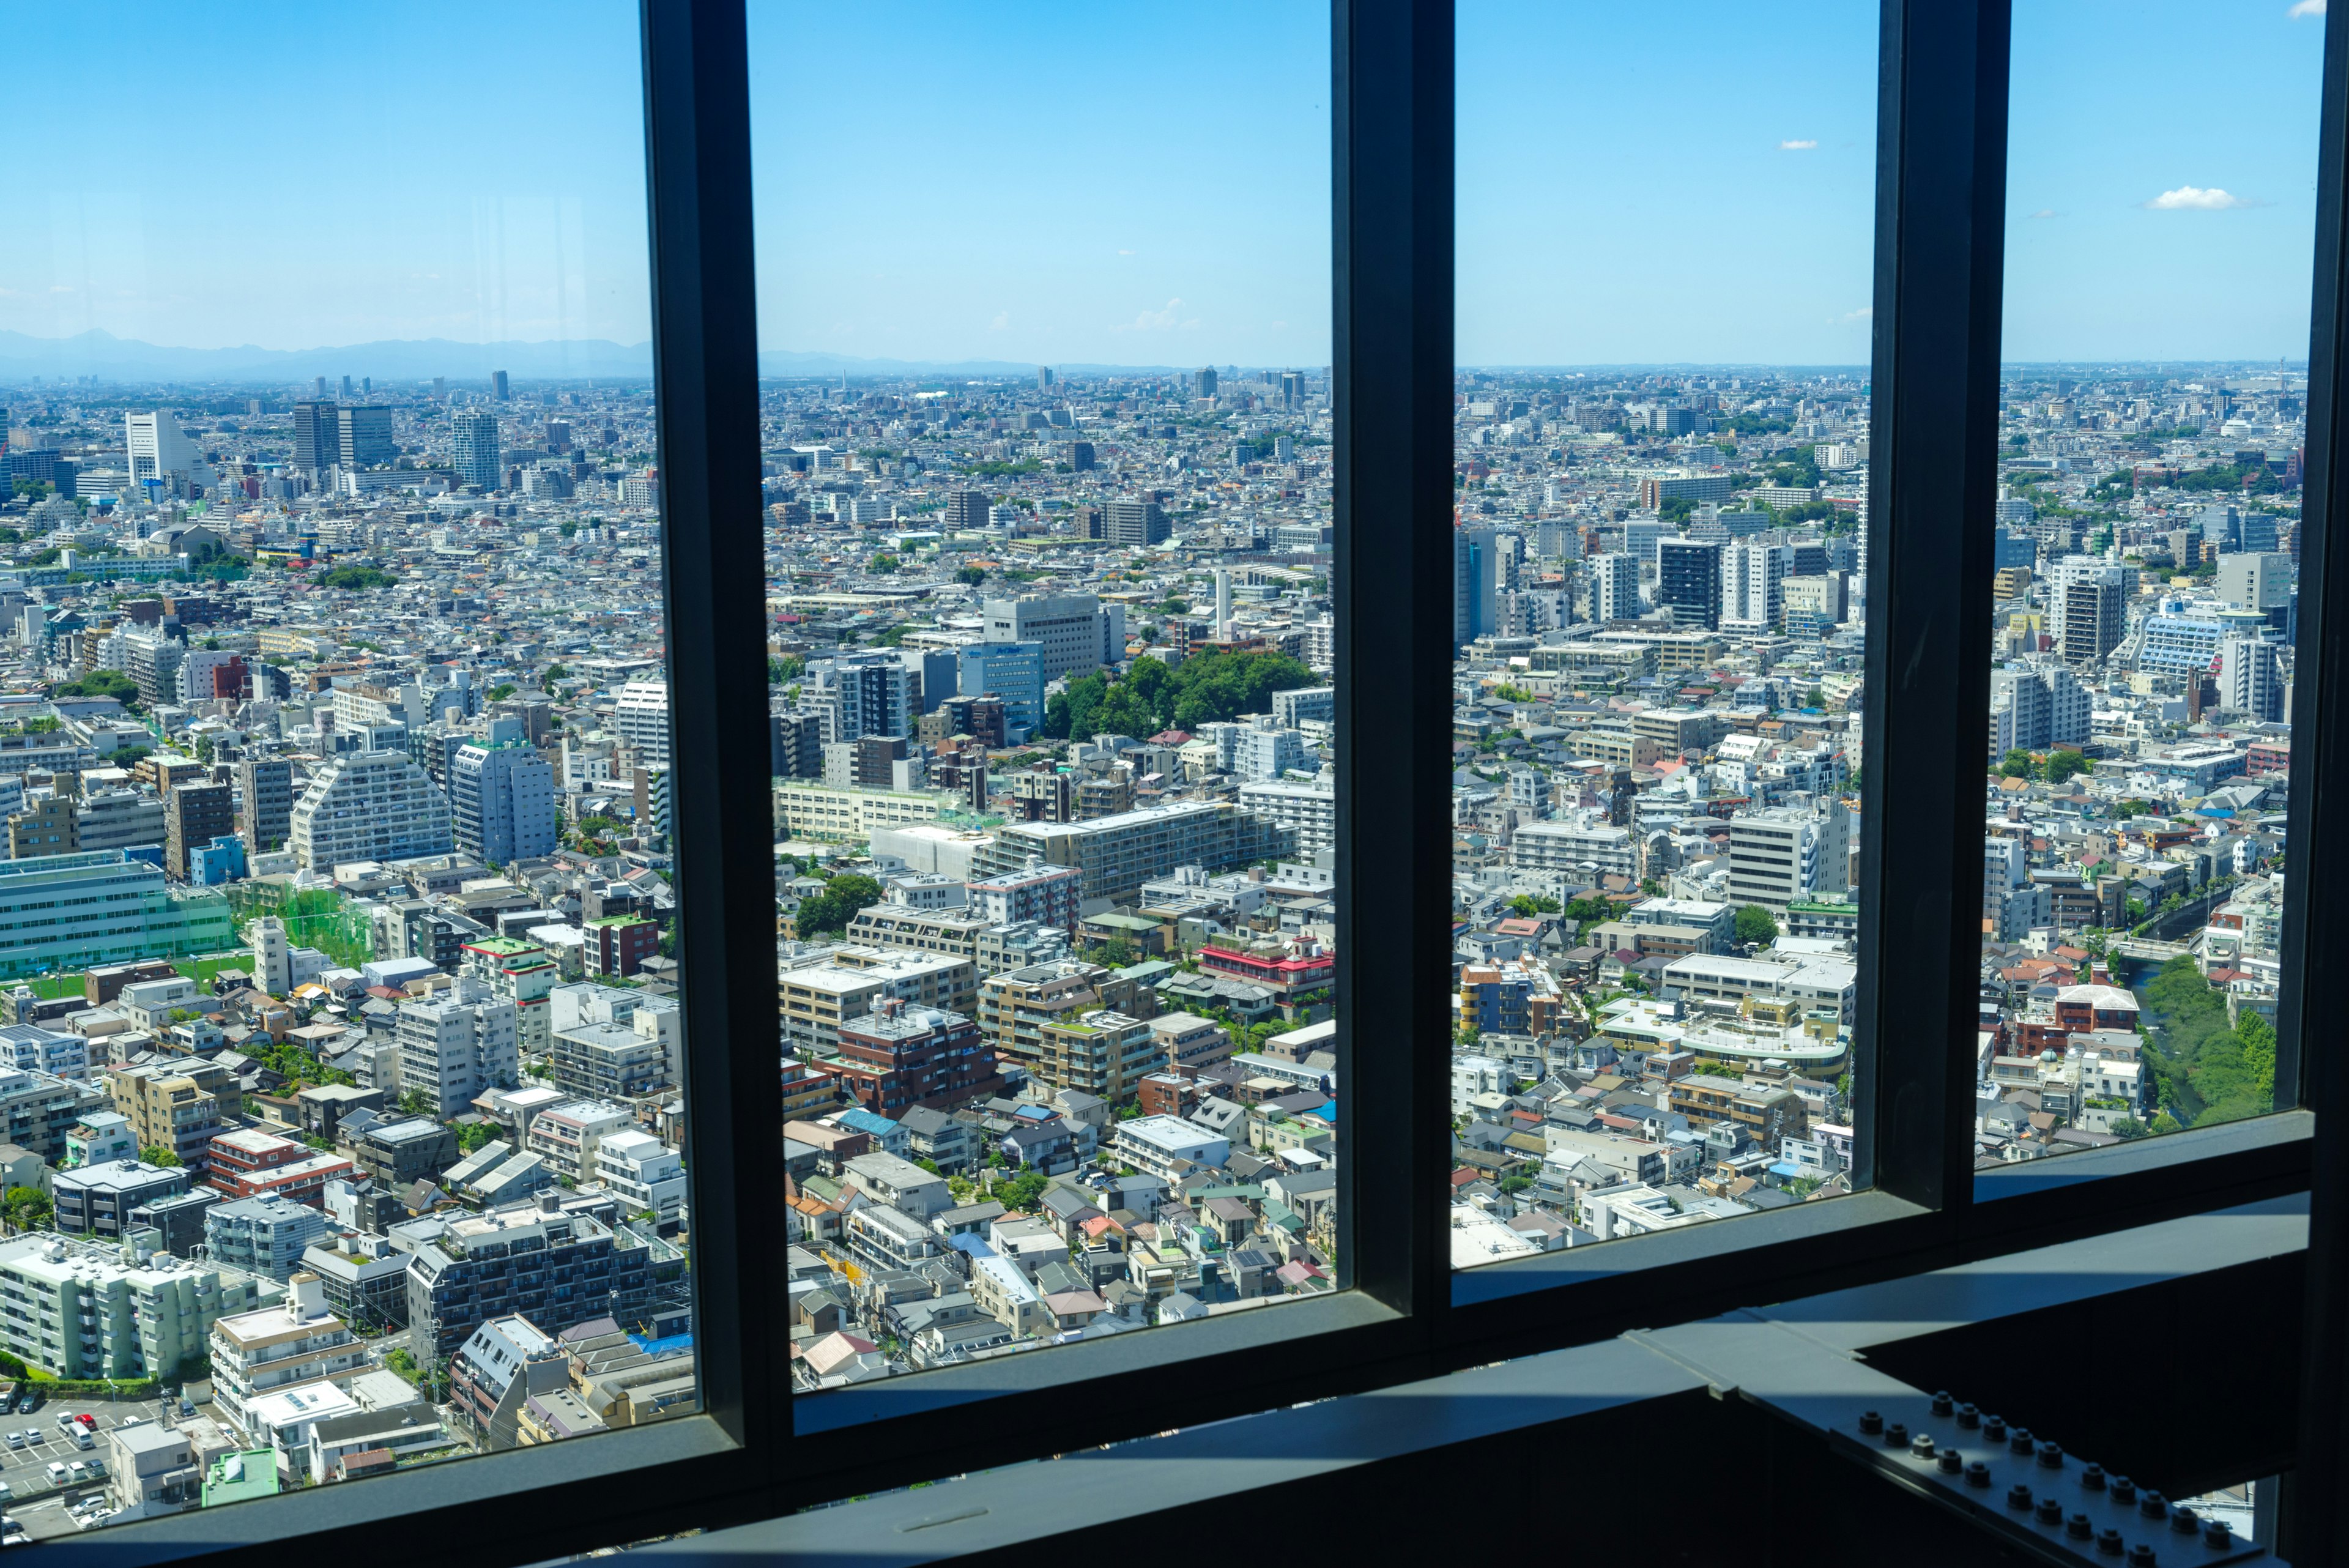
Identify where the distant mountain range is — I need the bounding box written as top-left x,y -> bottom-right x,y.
0,330 -> 1200,386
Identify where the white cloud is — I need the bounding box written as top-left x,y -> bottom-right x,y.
1779,139 -> 1818,151
989,310 -> 1011,332
1117,248 -> 1136,256
2027,208 -> 2061,220
2290,0 -> 2324,19
1123,297 -> 1186,332
2143,185 -> 2263,210
1840,307 -> 1872,324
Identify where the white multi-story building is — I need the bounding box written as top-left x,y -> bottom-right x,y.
1238,779 -> 1337,858
593,1128 -> 688,1232
288,748 -> 454,871
1509,820 -> 1636,881
1232,725 -> 1311,781
1726,804 -> 1852,911
396,976 -> 520,1116
524,1099 -> 633,1184
613,680 -> 672,769
1589,551 -> 1640,623
124,411 -> 199,492
2218,634 -> 2285,721
1989,658 -> 2091,755
1720,539 -> 1793,635
207,1279 -> 362,1438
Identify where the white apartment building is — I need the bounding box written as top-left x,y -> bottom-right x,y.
125,411 -> 199,491
1238,779 -> 1337,857
593,1128 -> 688,1230
525,1098 -> 634,1183
208,1272 -> 365,1438
1726,805 -> 1850,911
1509,820 -> 1636,880
981,593 -> 1125,682
1590,551 -> 1640,623
396,976 -> 520,1116
1720,540 -> 1792,635
288,748 -> 455,871
614,680 -> 672,769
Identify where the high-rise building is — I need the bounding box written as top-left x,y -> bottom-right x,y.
946,490 -> 990,531
452,410 -> 502,489
491,370 -> 511,401
292,401 -> 339,476
451,719 -> 558,865
614,681 -> 672,768
337,405 -> 395,469
1589,552 -> 1640,624
2218,634 -> 2285,721
1452,527 -> 1523,647
1104,498 -> 1170,548
2053,557 -> 2128,667
1988,659 -> 2091,755
124,412 -> 198,492
1720,540 -> 1793,634
1196,366 -> 1220,399
1657,537 -> 1724,630
164,783 -> 232,883
2218,551 -> 2295,634
807,655 -> 914,743
397,976 -> 519,1117
232,760 -> 294,854
1036,367 -> 1054,389
982,595 -> 1125,682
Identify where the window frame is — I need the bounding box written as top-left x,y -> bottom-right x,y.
79,0 -> 2341,1559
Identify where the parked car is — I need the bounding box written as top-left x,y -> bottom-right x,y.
5,1432 -> 24,1450
45,1462 -> 67,1485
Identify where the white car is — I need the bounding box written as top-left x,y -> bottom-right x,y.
45,1462 -> 66,1485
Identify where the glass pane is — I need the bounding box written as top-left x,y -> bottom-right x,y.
1450,1 -> 1879,1268
1978,0 -> 2317,1178
0,1 -> 694,1534
754,6 -> 1337,1386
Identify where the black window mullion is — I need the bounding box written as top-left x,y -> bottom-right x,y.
1855,0 -> 2011,1217
2288,0 -> 2349,1555
640,0 -> 784,1479
1332,0 -> 1453,1329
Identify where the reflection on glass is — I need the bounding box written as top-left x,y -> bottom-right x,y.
1449,2 -> 1879,1268
752,5 -> 1338,1388
0,0 -> 692,1536
1979,0 -> 2318,1169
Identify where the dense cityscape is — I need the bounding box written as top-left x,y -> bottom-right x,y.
0,344 -> 2295,1533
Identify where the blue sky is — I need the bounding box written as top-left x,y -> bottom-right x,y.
0,1 -> 2326,368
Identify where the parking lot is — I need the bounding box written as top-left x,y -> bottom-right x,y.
0,1395 -> 176,1542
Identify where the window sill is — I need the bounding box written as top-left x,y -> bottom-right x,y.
1971,1108 -> 2309,1202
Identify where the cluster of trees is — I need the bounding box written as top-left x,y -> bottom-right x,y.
1044,648 -> 1316,741
1998,747 -> 2092,784
793,872 -> 883,937
1735,905 -> 1781,945
313,565 -> 398,590
2175,459 -> 2285,496
54,669 -> 140,709
2140,955 -> 2277,1128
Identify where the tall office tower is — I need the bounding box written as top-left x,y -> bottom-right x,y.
614,680 -> 673,768
958,641 -> 1045,738
451,718 -> 558,864
2218,635 -> 2285,721
338,405 -> 396,469
362,376 -> 372,393
164,781 -> 233,882
1590,552 -> 1640,624
983,593 -> 1124,681
124,411 -> 198,491
1280,369 -> 1307,406
1071,441 -> 1095,472
545,419 -> 573,453
1451,526 -> 1523,647
339,376 -> 354,399
292,401 -> 340,475
2052,556 -> 2128,667
492,370 -> 511,401
946,489 -> 990,530
1214,568 -> 1233,640
1656,537 -> 1724,630
452,410 -> 502,490
1037,367 -> 1054,389
432,376 -> 446,399
1196,366 -> 1219,399
313,376 -> 327,398
1720,540 -> 1794,634
233,758 -> 294,854
1105,497 -> 1169,548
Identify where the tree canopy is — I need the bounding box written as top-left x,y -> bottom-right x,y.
1044,648 -> 1316,740
795,872 -> 884,937
1734,905 -> 1781,945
